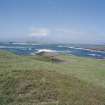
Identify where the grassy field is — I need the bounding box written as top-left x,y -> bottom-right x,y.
0,50 -> 105,105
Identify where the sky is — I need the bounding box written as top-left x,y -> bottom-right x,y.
0,0 -> 105,44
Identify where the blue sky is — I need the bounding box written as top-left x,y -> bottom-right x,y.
0,0 -> 105,44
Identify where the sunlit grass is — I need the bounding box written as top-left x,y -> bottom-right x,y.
0,50 -> 105,105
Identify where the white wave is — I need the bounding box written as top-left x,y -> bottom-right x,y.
31,44 -> 40,45
84,48 -> 95,52
12,42 -> 40,46
69,47 -> 105,53
30,52 -> 36,55
0,45 -> 26,49
12,42 -> 29,45
75,47 -> 85,50
0,46 -> 7,48
36,49 -> 57,53
57,45 -> 65,48
28,48 -> 32,50
57,45 -> 77,49
59,50 -> 72,53
68,46 -> 75,49
88,54 -> 97,56
83,48 -> 105,53
70,47 -> 89,50
88,53 -> 103,57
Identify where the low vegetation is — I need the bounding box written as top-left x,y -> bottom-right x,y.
0,50 -> 105,105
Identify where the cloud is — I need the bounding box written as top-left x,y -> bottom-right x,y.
29,28 -> 50,37
28,27 -> 104,44
51,28 -> 103,43
55,28 -> 83,35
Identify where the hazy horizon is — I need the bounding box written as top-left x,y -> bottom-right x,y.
0,0 -> 105,44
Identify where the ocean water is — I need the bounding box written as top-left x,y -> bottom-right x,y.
0,42 -> 105,59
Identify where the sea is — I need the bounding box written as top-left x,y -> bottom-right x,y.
0,42 -> 105,59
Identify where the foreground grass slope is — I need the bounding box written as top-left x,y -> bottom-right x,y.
0,50 -> 105,105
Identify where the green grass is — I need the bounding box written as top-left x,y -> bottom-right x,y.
0,50 -> 105,105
